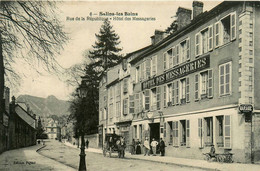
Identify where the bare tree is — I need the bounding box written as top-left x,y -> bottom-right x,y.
0,1 -> 68,120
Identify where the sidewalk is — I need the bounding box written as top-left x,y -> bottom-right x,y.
64,141 -> 260,171
0,144 -> 75,171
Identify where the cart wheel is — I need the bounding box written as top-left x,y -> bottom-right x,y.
204,154 -> 210,161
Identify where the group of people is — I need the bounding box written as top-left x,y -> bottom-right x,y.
132,137 -> 166,156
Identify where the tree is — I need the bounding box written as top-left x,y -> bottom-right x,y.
0,1 -> 68,120
165,20 -> 178,34
89,19 -> 122,79
36,117 -> 47,139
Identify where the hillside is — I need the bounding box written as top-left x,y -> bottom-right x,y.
17,95 -> 70,117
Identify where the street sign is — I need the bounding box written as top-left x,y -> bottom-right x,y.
239,104 -> 253,113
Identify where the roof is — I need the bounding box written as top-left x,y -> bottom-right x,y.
130,1 -> 241,64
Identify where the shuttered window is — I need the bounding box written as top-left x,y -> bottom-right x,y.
224,115 -> 231,148
172,46 -> 176,66
140,92 -> 143,111
208,69 -> 213,98
195,74 -> 199,101
123,98 -> 128,115
146,59 -> 151,79
173,121 -> 178,146
157,87 -> 161,110
123,78 -> 128,93
152,55 -> 157,76
208,25 -> 213,50
176,45 -> 179,65
163,53 -> 167,70
186,38 -> 190,61
186,77 -> 190,103
129,95 -> 135,114
135,93 -> 140,113
195,33 -> 201,56
230,12 -> 236,41
145,90 -> 150,110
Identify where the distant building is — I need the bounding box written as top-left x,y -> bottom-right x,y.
45,119 -> 61,140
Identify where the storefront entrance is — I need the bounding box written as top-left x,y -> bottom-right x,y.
149,123 -> 160,141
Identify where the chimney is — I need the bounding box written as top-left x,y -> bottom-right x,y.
193,1 -> 204,19
151,30 -> 166,45
176,7 -> 192,30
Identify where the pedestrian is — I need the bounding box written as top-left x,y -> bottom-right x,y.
159,138 -> 166,156
117,137 -> 126,158
150,138 -> 158,156
143,137 -> 150,156
131,139 -> 136,155
136,139 -> 141,154
86,139 -> 89,149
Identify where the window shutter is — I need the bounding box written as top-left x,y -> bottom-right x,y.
169,49 -> 173,69
172,47 -> 176,66
195,74 -> 199,101
135,93 -> 139,113
163,85 -> 167,107
195,33 -> 201,56
208,69 -> 213,98
176,45 -> 179,65
138,65 -> 142,81
215,22 -> 220,47
198,118 -> 203,148
143,62 -> 146,80
186,77 -> 190,102
163,53 -> 167,70
230,12 -> 236,41
208,25 -> 213,51
123,78 -> 128,93
123,98 -> 128,115
224,115 -> 231,148
186,120 -> 190,147
140,92 -> 144,111
176,81 -> 179,104
152,55 -> 157,76
140,62 -> 144,80
145,90 -> 150,110
156,86 -> 161,110
129,95 -> 135,114
172,82 -> 175,105
146,59 -> 151,78
186,38 -> 190,61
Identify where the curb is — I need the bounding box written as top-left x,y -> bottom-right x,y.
36,145 -> 46,152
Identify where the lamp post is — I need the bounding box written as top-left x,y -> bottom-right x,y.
77,78 -> 88,171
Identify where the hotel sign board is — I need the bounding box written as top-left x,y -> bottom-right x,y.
142,55 -> 210,90
239,104 -> 253,113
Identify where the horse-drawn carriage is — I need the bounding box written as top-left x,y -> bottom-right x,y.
103,133 -> 121,157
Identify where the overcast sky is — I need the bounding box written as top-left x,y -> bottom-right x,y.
13,0 -> 222,101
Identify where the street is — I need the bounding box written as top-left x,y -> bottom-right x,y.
38,140 -> 202,171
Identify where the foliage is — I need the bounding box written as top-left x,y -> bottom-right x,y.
68,63 -> 99,135
165,20 -> 178,34
88,19 -> 122,78
36,117 -> 46,139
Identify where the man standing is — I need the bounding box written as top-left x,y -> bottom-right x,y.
143,137 -> 150,156
86,139 -> 89,149
150,138 -> 158,156
159,138 -> 166,156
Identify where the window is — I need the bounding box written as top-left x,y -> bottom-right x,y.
219,62 -> 231,96
179,38 -> 190,63
134,125 -> 137,139
129,95 -> 134,114
173,121 -> 178,146
216,116 -> 224,147
201,28 -> 208,54
208,25 -> 213,51
205,117 -> 213,146
195,69 -> 213,100
180,79 -> 186,104
215,12 -> 236,47
144,90 -> 150,110
224,115 -> 231,148
200,71 -> 208,97
172,82 -> 175,105
167,49 -> 173,69
123,98 -> 128,115
116,102 -> 120,117
135,93 -> 140,114
163,85 -> 167,107
195,33 -> 201,56
180,120 -> 187,146
167,83 -> 172,106
151,55 -> 157,76
136,66 -> 140,83
163,53 -> 168,71
123,78 -> 128,93
151,88 -> 157,110
116,83 -> 121,117
139,124 -> 143,140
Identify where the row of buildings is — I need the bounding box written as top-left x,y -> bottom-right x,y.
98,1 -> 260,163
0,87 -> 37,153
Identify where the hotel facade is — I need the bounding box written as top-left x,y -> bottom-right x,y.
98,1 -> 260,163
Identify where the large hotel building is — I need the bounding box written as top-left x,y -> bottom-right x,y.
98,1 -> 260,163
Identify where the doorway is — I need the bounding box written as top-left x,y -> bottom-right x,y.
149,123 -> 160,153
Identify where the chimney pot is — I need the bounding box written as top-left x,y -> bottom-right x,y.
151,30 -> 165,45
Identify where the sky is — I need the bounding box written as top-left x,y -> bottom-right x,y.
13,0 -> 222,101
